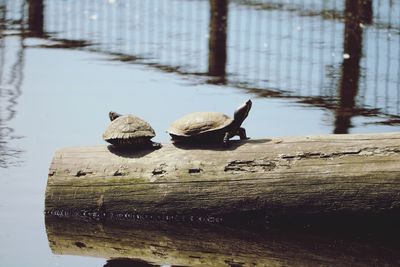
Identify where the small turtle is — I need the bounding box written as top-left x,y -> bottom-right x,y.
167,100 -> 252,145
103,112 -> 161,149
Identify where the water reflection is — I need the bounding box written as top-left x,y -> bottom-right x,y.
104,258 -> 158,267
208,0 -> 228,81
0,2 -> 25,168
0,1 -> 398,162
334,0 -> 366,134
28,0 -> 44,37
4,0 -> 397,134
46,217 -> 400,266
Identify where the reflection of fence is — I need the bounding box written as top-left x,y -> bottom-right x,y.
0,1 -> 25,167
3,1 -> 400,119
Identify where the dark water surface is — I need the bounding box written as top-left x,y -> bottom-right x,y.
0,0 -> 400,266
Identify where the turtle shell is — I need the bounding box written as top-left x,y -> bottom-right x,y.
168,112 -> 233,137
103,115 -> 155,146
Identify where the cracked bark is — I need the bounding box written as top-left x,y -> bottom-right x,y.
45,132 -> 400,223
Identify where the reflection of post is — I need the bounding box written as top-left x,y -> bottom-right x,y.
0,8 -> 25,167
359,0 -> 373,25
28,0 -> 44,36
334,0 -> 364,134
208,0 -> 228,79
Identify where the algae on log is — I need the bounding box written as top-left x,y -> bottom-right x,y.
45,217 -> 400,266
45,132 -> 400,222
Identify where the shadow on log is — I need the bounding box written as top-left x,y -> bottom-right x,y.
45,216 -> 400,266
45,132 -> 400,226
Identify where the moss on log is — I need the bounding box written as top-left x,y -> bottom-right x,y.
45,132 -> 400,223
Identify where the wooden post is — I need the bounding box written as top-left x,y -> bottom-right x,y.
45,132 -> 400,224
208,0 -> 228,79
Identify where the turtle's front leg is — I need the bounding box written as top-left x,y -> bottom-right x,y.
223,132 -> 231,145
238,127 -> 249,140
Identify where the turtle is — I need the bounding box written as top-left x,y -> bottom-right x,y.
103,111 -> 161,149
167,99 -> 252,145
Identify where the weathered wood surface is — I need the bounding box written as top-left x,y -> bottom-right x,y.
46,217 -> 400,266
45,132 -> 400,222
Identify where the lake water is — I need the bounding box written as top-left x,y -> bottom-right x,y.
0,0 -> 399,266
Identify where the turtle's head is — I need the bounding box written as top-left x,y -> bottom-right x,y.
109,111 -> 122,121
233,99 -> 252,127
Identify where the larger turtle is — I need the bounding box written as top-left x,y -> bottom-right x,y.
103,112 -> 161,149
168,100 -> 252,144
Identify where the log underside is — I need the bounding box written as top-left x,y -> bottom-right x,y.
45,132 -> 400,223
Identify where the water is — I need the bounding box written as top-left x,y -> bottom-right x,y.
0,0 -> 399,266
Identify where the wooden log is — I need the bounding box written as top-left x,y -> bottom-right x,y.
45,217 -> 400,266
45,132 -> 400,223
